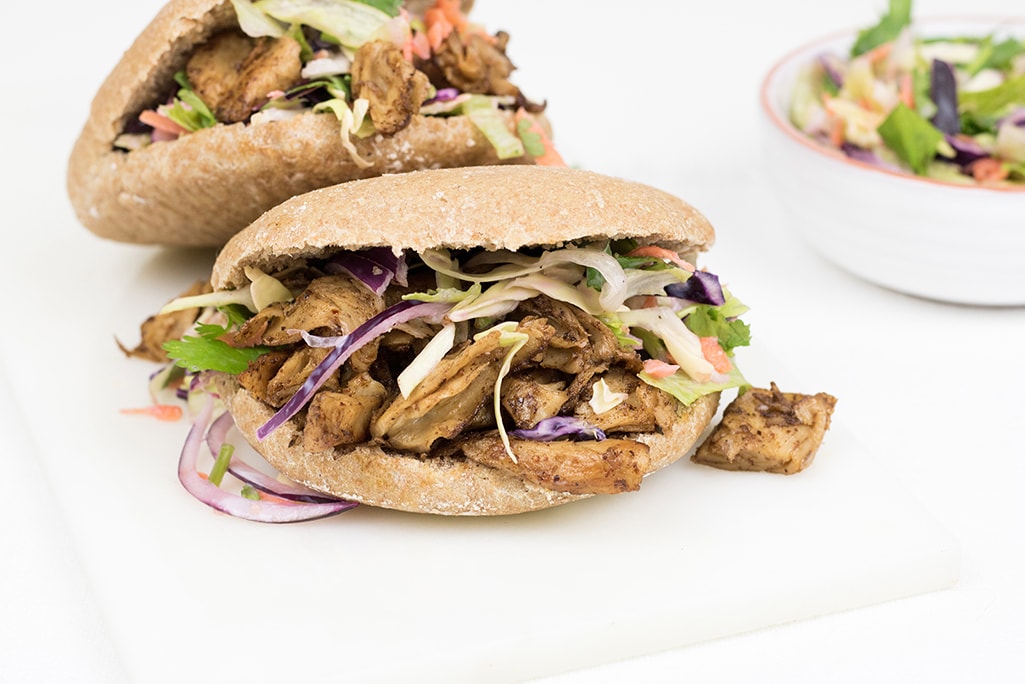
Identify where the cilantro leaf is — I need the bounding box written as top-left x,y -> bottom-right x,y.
163,336 -> 269,375
850,0 -> 912,57
685,306 -> 751,354
163,310 -> 269,374
876,102 -> 944,175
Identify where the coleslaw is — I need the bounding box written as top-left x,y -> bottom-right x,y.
789,0 -> 1025,186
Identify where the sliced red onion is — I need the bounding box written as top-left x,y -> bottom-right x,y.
664,270 -> 725,306
179,398 -> 357,523
510,416 -> 606,442
930,59 -> 960,135
324,247 -> 407,294
257,300 -> 454,440
204,411 -> 342,504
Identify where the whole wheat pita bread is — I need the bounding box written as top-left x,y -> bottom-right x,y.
209,166 -> 721,515
212,165 -> 716,288
228,385 -> 719,515
66,0 -> 541,248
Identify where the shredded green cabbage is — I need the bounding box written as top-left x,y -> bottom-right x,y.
231,0 -> 286,37
396,322 -> 456,398
474,322 -> 530,461
253,0 -> 391,48
463,96 -> 525,160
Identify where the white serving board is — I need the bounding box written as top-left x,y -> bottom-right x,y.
2,232 -> 959,684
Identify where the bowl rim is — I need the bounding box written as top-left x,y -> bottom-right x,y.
759,14 -> 1025,195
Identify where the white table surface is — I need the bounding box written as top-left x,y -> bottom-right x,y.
2,0 -> 1023,682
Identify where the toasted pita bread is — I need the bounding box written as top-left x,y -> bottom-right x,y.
208,166 -> 720,515
66,0 -> 544,248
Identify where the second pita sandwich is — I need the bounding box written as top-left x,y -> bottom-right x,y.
67,0 -> 560,247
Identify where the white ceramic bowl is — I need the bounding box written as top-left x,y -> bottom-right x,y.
759,17 -> 1025,306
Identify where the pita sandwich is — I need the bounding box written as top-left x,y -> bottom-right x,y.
159,166 -> 751,519
68,0 -> 558,247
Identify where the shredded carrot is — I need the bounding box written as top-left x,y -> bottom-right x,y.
642,359 -> 680,379
424,8 -> 453,49
898,73 -> 915,108
409,31 -> 431,60
255,490 -> 295,505
626,245 -> 695,271
514,108 -> 566,166
120,404 -> 184,422
865,42 -> 892,65
435,0 -> 468,33
970,158 -> 1009,183
699,337 -> 732,374
138,109 -> 187,136
829,116 -> 846,148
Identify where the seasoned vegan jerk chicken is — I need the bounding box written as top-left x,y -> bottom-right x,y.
117,0 -> 547,164
693,383 -> 837,474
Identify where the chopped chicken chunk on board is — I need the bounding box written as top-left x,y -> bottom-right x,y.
693,383 -> 837,474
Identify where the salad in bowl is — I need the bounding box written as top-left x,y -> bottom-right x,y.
788,0 -> 1025,188
759,2 -> 1025,305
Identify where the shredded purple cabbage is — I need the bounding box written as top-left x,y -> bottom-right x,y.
664,270 -> 725,306
839,143 -> 905,172
841,142 -> 884,165
324,247 -> 407,295
998,107 -> 1025,128
944,134 -> 988,168
930,59 -> 960,135
510,416 -> 606,442
424,87 -> 460,105
257,300 -> 453,440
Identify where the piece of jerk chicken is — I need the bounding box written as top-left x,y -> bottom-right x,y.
693,382 -> 837,474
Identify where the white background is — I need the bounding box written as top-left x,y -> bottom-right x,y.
1,0 -> 1023,682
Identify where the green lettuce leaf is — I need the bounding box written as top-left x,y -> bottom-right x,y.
966,37 -> 1025,76
357,0 -> 402,16
850,0 -> 912,57
639,365 -> 749,407
254,0 -> 391,49
164,72 -> 217,130
876,102 -> 944,175
960,75 -> 1025,120
684,304 -> 751,354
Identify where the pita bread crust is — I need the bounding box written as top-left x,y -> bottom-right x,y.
212,165 -> 717,289
228,384 -> 719,515
65,0 -> 507,247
